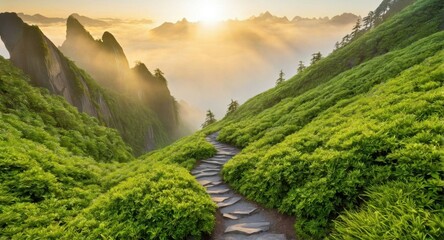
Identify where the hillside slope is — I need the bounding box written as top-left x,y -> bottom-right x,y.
0,56 -> 216,238
200,0 -> 444,238
227,0 -> 443,122
0,12 -> 173,154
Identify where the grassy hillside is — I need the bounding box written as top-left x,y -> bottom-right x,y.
201,0 -> 444,238
0,56 -> 216,239
226,0 -> 443,122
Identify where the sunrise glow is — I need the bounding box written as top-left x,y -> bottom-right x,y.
194,0 -> 227,24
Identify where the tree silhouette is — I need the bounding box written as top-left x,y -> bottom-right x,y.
334,41 -> 341,50
154,68 -> 167,84
310,52 -> 322,65
351,18 -> 362,39
363,11 -> 375,30
341,34 -> 351,47
276,70 -> 285,85
202,110 -> 217,128
297,61 -> 306,73
226,99 -> 239,116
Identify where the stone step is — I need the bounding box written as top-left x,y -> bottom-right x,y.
223,213 -> 239,220
207,188 -> 230,194
205,181 -> 223,188
230,208 -> 257,216
218,197 -> 241,208
224,222 -> 270,235
194,171 -> 219,178
198,163 -> 221,169
202,160 -> 224,166
191,169 -> 220,174
197,180 -> 212,186
212,197 -> 230,203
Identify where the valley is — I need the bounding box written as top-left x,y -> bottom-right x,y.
0,0 -> 443,239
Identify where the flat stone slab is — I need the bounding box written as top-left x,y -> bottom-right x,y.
202,160 -> 224,166
197,180 -> 212,186
223,213 -> 239,220
225,222 -> 270,235
191,169 -> 220,174
195,171 -> 219,178
212,197 -> 230,203
230,207 -> 257,215
217,151 -> 236,156
207,188 -> 230,194
218,197 -> 241,208
211,181 -> 222,186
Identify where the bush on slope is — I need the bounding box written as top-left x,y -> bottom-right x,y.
221,34 -> 444,238
0,57 -> 216,239
224,0 -> 444,122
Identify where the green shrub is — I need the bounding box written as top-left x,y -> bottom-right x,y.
67,164 -> 216,239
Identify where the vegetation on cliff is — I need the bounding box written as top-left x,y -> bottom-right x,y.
203,0 -> 444,238
0,56 -> 216,239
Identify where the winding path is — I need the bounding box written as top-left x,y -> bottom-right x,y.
192,133 -> 296,240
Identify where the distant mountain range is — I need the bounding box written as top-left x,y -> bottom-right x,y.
150,12 -> 359,39
17,11 -> 358,28
17,12 -> 153,27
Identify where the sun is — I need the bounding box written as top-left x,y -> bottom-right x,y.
195,1 -> 226,24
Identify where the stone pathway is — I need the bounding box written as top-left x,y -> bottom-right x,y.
192,133 -> 296,240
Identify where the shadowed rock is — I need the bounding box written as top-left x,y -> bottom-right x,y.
223,213 -> 239,220
225,222 -> 270,235
207,188 -> 230,194
212,197 -> 230,203
0,12 -> 111,121
218,197 -> 241,208
231,208 -> 257,215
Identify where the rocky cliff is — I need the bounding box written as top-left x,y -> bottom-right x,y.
0,12 -> 171,154
0,12 -> 112,122
60,15 -> 179,136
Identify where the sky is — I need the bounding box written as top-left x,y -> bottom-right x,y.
0,0 -> 382,129
1,0 -> 380,23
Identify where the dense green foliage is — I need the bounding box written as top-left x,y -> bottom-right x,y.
203,0 -> 444,238
66,164 -> 215,239
143,133 -> 216,170
225,0 -> 444,121
0,57 -> 216,239
66,59 -> 171,155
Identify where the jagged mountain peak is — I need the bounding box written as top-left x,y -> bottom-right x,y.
250,11 -> 290,23
0,12 -> 26,53
66,14 -> 94,41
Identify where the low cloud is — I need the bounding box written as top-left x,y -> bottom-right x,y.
1,12 -> 357,131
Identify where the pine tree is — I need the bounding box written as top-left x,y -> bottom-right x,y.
310,52 -> 322,65
226,99 -> 239,116
363,11 -> 375,30
154,68 -> 167,84
297,61 -> 306,73
202,110 -> 217,128
276,70 -> 285,85
351,18 -> 362,39
341,34 -> 351,47
334,41 -> 341,50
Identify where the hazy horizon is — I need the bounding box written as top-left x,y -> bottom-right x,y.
1,0 -> 380,23
0,1 -> 380,129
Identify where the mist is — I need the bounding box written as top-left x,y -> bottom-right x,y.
0,13 -> 357,130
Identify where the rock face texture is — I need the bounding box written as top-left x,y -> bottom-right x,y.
0,12 -> 173,154
0,12 -> 111,121
60,15 -> 178,136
